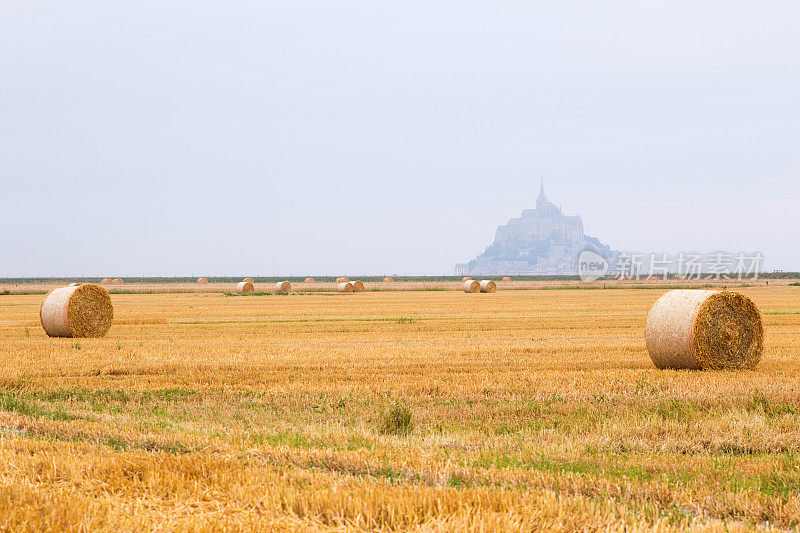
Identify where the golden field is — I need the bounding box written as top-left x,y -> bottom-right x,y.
0,286 -> 799,531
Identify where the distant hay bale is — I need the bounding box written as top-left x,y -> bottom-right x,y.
101,278 -> 112,284
463,280 -> 480,293
197,277 -> 209,284
337,282 -> 354,293
40,283 -> 113,338
462,277 -> 472,282
383,277 -> 394,282
243,278 -> 254,284
112,278 -> 124,285
274,281 -> 292,293
479,280 -> 497,293
352,280 -> 365,293
304,277 -> 315,283
336,277 -> 350,283
645,290 -> 764,370
236,281 -> 254,294
502,276 -> 511,281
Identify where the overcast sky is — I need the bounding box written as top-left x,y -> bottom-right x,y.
1,1 -> 798,276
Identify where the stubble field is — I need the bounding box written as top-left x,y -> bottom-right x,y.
0,286 -> 798,531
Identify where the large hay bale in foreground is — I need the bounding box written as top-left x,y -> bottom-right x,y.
502,276 -> 511,281
243,278 -> 254,284
336,277 -> 350,283
275,281 -> 291,293
479,280 -> 496,293
645,290 -> 764,370
352,280 -> 364,293
236,281 -> 254,294
40,284 -> 113,338
337,282 -> 354,293
197,277 -> 209,284
383,277 -> 394,282
463,280 -> 480,293
304,277 -> 315,283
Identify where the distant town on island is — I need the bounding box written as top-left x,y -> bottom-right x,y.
456,182 -> 616,275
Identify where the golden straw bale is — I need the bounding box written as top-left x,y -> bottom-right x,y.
645,290 -> 764,370
243,278 -> 254,284
479,280 -> 497,293
337,282 -> 354,293
336,277 -> 350,283
274,281 -> 292,293
236,281 -> 254,294
40,283 -> 113,338
352,280 -> 364,293
463,280 -> 480,293
112,278 -> 124,285
197,277 -> 209,284
101,278 -> 112,284
462,277 -> 472,282
383,277 -> 394,282
304,277 -> 315,283
502,276 -> 511,281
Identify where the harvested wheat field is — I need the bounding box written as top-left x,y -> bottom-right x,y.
0,286 -> 799,530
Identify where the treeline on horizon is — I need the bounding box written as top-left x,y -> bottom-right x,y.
1,273 -> 797,284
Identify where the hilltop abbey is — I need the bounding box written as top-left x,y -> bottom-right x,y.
455,183 -> 615,275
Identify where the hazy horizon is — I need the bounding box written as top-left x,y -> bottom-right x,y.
2,1 -> 799,276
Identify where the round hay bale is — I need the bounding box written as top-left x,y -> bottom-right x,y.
197,277 -> 209,284
463,280 -> 480,293
383,277 -> 394,283
304,277 -> 315,283
275,281 -> 291,293
352,280 -> 364,293
645,290 -> 764,370
462,276 -> 472,282
337,282 -> 354,293
502,276 -> 511,281
336,277 -> 350,283
243,278 -> 254,284
479,280 -> 497,293
101,278 -> 112,284
236,281 -> 254,294
113,278 -> 124,285
40,283 -> 113,338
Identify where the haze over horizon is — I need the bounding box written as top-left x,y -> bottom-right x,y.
2,1 -> 799,276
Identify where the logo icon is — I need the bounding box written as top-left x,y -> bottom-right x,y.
578,250 -> 609,282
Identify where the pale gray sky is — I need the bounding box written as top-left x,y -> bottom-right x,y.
1,1 -> 798,276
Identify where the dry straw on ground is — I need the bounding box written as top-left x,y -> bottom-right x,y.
304,277 -> 315,283
383,277 -> 394,282
40,283 -> 113,338
242,278 -> 254,284
480,280 -> 497,293
337,282 -> 354,293
275,281 -> 291,293
336,277 -> 350,283
352,280 -> 365,293
236,281 -> 254,294
463,280 -> 480,293
197,277 -> 208,284
645,289 -> 764,370
502,276 -> 512,281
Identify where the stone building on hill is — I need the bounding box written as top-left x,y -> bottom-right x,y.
455,182 -> 615,275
